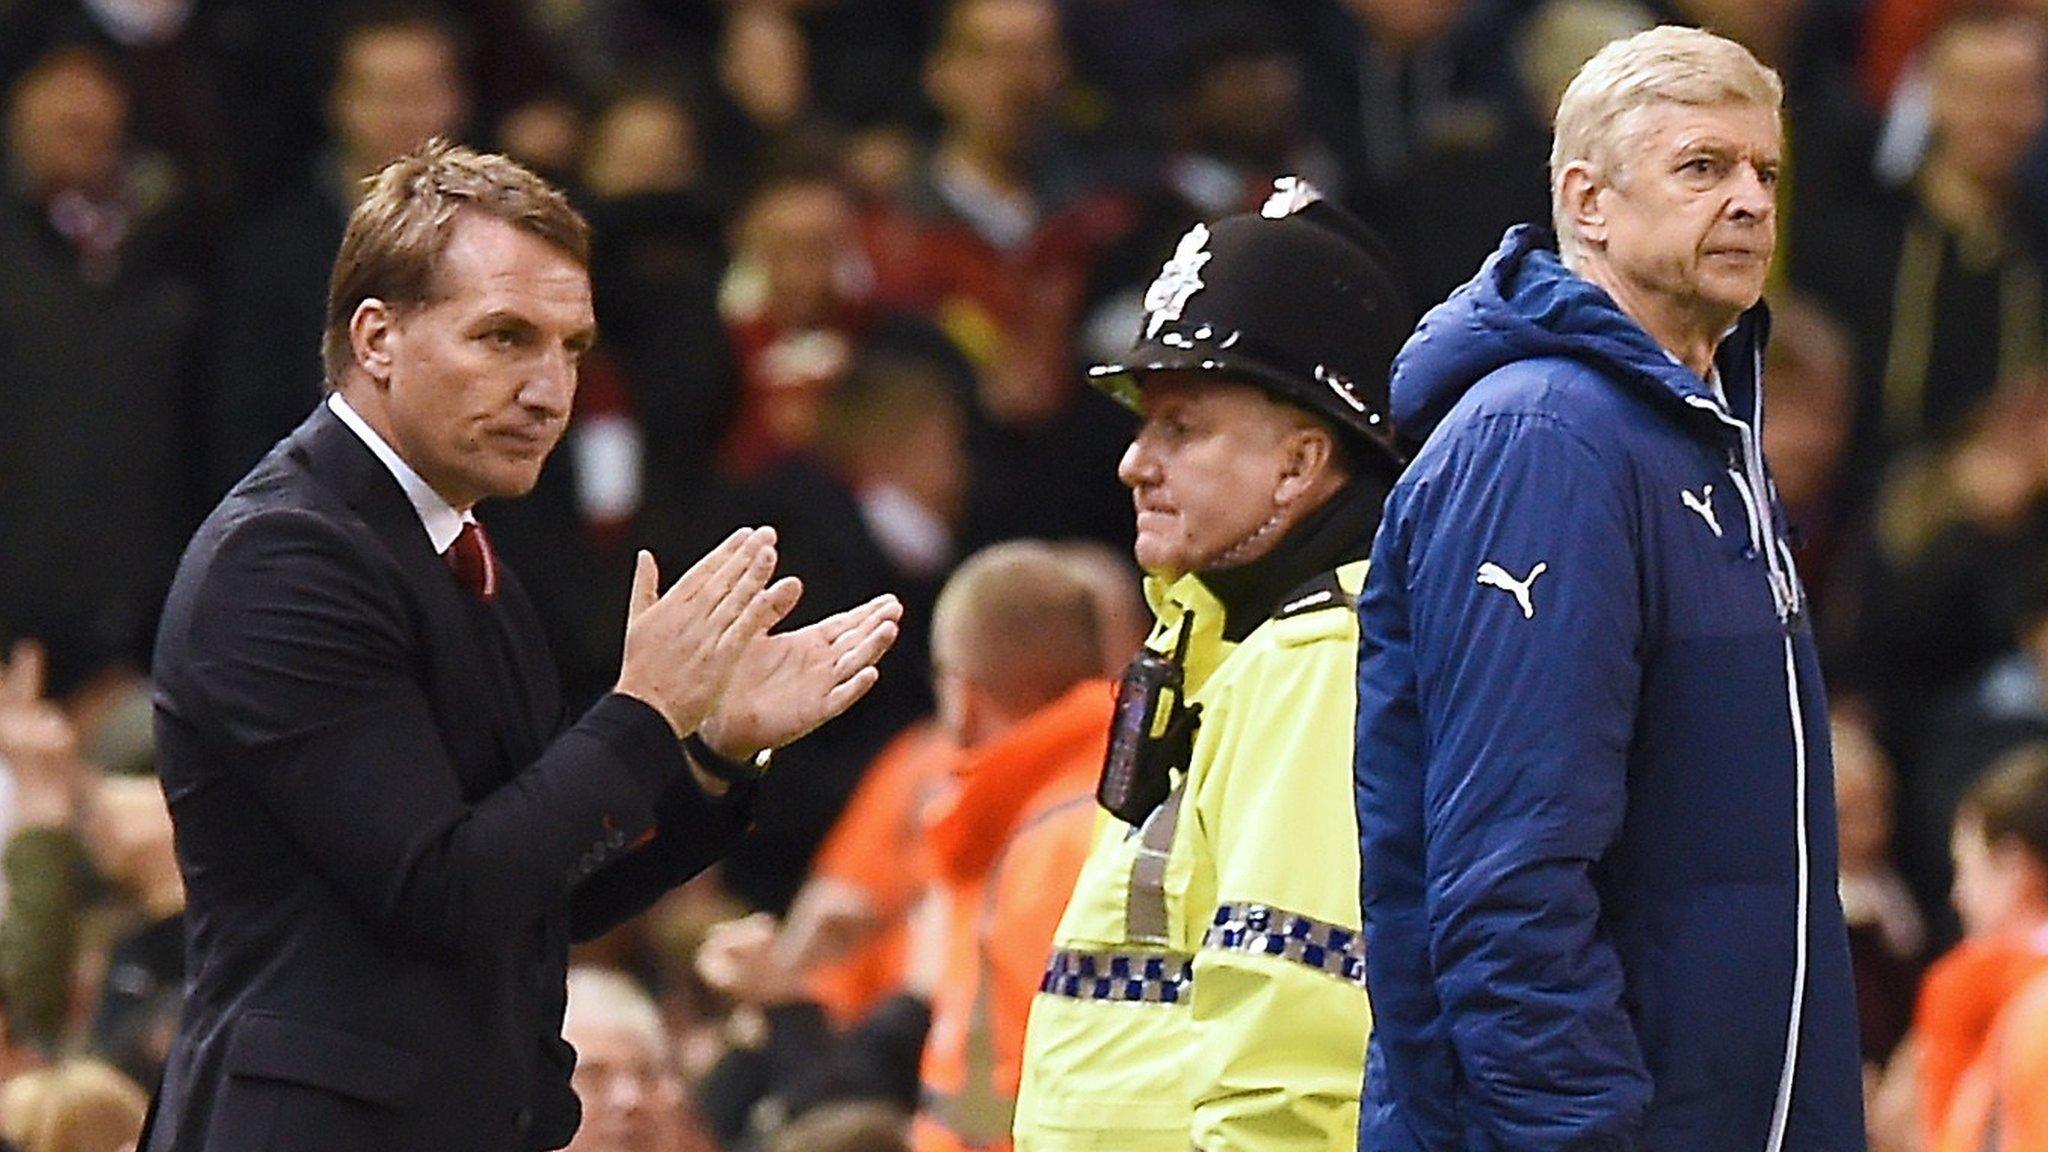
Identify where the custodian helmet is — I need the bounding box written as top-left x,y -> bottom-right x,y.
1090,177 -> 1412,465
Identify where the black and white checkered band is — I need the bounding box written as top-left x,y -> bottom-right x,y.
1039,948 -> 1194,1004
1204,902 -> 1368,988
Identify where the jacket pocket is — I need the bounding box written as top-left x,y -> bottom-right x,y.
223,1012 -> 424,1108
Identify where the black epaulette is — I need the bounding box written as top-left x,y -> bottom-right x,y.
1274,570 -> 1355,620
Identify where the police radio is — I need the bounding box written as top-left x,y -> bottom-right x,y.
1097,620 -> 1200,826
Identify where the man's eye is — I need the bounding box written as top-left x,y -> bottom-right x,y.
486,328 -> 520,347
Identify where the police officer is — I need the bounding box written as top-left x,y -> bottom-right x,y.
1012,179 -> 1409,1151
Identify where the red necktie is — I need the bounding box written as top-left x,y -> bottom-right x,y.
446,521 -> 498,603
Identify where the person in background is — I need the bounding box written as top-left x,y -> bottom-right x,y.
1853,380 -> 2048,910
0,42 -> 198,698
695,541 -> 1114,1152
561,966 -> 718,1152
911,542 -> 1112,1152
1804,10 -> 2048,487
1907,743 -> 2048,1147
1932,960 -> 2048,1151
1075,4 -> 1338,373
862,0 -> 1135,548
1834,712 -> 1926,1075
720,346 -> 974,914
203,0 -> 473,495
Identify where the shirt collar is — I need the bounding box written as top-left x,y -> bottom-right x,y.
326,393 -> 470,554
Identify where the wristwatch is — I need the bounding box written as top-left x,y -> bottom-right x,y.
682,733 -> 771,787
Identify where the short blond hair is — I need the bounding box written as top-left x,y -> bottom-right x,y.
1550,25 -> 1782,263
931,541 -> 1101,716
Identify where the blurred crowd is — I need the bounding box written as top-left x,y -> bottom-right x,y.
6,0 -> 2048,1149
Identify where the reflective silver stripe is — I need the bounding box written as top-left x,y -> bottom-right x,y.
1124,786 -> 1186,945
1039,948 -> 1193,1003
920,1083 -> 1014,1146
1764,634 -> 1812,1152
1202,902 -> 1368,988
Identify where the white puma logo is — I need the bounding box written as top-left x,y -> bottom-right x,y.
1681,484 -> 1722,537
1476,561 -> 1547,620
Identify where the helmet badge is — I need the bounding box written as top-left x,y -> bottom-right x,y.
1143,223 -> 1213,339
1260,176 -> 1323,219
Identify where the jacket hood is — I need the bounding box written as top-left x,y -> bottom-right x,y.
1391,225 -> 1734,445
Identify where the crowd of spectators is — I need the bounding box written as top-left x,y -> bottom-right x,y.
6,0 -> 2048,1149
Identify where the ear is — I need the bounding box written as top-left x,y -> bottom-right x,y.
2009,842 -> 2048,910
1273,424 -> 1336,505
1559,160 -> 1609,248
349,298 -> 398,386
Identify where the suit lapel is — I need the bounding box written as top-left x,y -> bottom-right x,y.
290,406 -> 550,794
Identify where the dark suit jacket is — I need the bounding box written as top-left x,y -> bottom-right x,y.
147,405 -> 749,1151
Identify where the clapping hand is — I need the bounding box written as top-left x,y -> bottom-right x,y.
698,593 -> 902,759
614,528 -> 801,740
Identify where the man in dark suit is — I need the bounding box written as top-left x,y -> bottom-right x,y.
145,141 -> 900,1152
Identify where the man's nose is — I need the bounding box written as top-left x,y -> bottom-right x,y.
1727,165 -> 1775,221
1117,436 -> 1155,489
523,348 -> 578,418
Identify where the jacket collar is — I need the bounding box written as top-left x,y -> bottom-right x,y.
1197,472 -> 1382,642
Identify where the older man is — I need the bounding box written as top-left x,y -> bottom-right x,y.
1354,26 -> 1865,1152
561,967 -> 713,1152
1012,180 -> 1410,1151
147,141 -> 898,1152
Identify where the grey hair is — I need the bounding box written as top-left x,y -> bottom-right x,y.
563,966 -> 668,1056
1549,25 -> 1782,265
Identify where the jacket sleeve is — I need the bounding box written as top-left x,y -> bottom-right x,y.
177,509 -> 694,964
1401,410 -> 1653,1150
568,771 -> 755,941
1186,616 -> 1372,1152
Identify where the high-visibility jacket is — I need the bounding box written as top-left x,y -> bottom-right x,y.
804,722 -> 959,1026
1913,926 -> 2048,1144
913,681 -> 1114,1152
1935,970 -> 2048,1152
1013,563 -> 1371,1152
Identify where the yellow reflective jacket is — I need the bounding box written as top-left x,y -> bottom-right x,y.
1013,561 -> 1370,1152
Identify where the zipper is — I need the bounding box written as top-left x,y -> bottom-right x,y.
1684,350 -> 1811,1149
1763,634 -> 1812,1152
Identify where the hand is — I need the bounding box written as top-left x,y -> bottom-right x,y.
697,594 -> 902,759
0,640 -> 88,828
696,912 -> 804,1006
614,529 -> 803,741
779,876 -> 882,970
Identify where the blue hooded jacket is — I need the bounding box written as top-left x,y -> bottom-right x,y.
1353,226 -> 1866,1152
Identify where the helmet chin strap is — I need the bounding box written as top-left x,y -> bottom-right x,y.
1207,498 -> 1288,571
